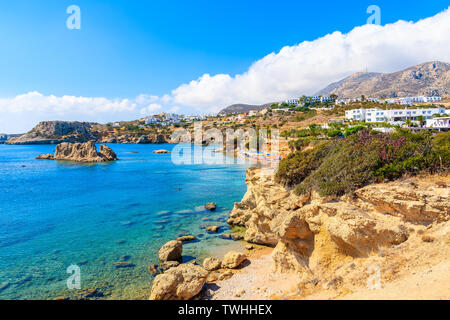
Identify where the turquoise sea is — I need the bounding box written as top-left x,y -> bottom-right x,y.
0,143 -> 250,299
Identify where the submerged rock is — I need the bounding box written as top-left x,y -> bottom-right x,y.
113,261 -> 135,268
148,264 -> 159,275
149,264 -> 208,300
158,240 -> 182,262
206,225 -> 220,233
222,251 -> 247,269
153,149 -> 171,154
177,235 -> 197,242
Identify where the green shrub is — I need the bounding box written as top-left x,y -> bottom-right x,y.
276,129 -> 449,197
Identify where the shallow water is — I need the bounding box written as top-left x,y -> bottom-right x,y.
0,143 -> 249,299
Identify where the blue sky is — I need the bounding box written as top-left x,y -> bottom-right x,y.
0,0 -> 448,98
0,1 -> 449,132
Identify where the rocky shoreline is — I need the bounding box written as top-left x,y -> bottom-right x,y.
146,168 -> 449,300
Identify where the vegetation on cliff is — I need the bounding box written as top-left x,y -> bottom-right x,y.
276,129 -> 449,196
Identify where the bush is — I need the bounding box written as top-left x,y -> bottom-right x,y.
276,129 -> 449,197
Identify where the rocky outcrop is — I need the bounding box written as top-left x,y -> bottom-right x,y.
228,168 -> 450,275
36,154 -> 54,160
149,264 -> 208,300
53,141 -> 118,162
158,240 -> 182,262
7,121 -> 98,145
222,251 -> 247,269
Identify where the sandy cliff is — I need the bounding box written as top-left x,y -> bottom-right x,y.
225,168 -> 449,299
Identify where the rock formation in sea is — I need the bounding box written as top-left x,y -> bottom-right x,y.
227,168 -> 449,275
53,141 -> 118,162
36,141 -> 118,162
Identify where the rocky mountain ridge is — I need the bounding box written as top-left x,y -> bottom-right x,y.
316,61 -> 450,98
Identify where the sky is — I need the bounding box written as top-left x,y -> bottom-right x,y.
0,0 -> 450,133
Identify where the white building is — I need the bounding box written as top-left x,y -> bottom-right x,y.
285,99 -> 299,105
425,117 -> 450,130
144,116 -> 159,124
384,96 -> 442,106
345,107 -> 447,123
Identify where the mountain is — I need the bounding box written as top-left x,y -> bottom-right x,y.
218,102 -> 275,115
316,61 -> 450,98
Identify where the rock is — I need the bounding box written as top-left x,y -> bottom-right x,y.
36,154 -> 54,160
220,234 -> 232,239
245,244 -> 254,250
53,296 -> 70,300
113,261 -> 135,268
205,203 -> 217,211
203,257 -> 221,271
147,264 -> 159,275
153,149 -> 171,154
158,240 -> 182,262
222,251 -> 247,269
54,141 -> 118,162
161,261 -> 180,272
232,234 -> 244,241
421,235 -> 435,242
149,264 -> 208,300
206,225 -> 220,233
177,235 -> 196,242
218,270 -> 233,280
79,288 -> 101,299
99,145 -> 118,161
234,289 -> 245,297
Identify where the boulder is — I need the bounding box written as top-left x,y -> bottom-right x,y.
206,225 -> 220,233
205,203 -> 217,211
158,240 -> 182,262
222,251 -> 247,269
203,257 -> 221,271
149,264 -> 208,300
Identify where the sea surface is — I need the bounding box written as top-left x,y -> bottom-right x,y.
0,143 -> 250,299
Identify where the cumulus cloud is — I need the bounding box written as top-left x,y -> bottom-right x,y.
170,7 -> 450,111
140,103 -> 163,116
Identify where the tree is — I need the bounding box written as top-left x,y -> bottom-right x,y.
330,94 -> 338,102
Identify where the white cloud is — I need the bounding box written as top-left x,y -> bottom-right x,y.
169,7 -> 450,111
140,103 -> 163,116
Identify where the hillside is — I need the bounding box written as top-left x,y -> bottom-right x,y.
316,61 -> 450,98
218,102 -> 274,115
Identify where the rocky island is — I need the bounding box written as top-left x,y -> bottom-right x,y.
37,141 -> 118,162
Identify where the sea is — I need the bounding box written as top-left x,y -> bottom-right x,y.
0,143 -> 250,299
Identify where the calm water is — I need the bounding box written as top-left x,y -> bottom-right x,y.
0,143 -> 249,299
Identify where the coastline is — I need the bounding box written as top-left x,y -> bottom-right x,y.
203,167 -> 450,300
